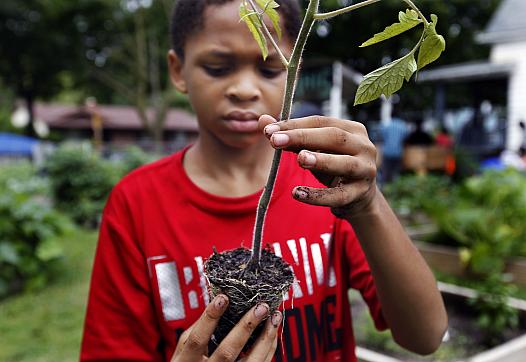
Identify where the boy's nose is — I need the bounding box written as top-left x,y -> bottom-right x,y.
225,74 -> 261,102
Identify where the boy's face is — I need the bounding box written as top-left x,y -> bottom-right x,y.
169,0 -> 293,149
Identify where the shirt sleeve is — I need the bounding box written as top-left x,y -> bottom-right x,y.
80,184 -> 164,362
337,219 -> 389,331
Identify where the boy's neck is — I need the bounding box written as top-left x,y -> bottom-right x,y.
183,137 -> 275,198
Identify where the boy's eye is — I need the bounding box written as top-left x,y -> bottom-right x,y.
260,66 -> 284,78
202,65 -> 231,77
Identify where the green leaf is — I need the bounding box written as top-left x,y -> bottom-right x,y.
239,1 -> 268,60
354,52 -> 417,105
36,238 -> 63,261
360,9 -> 422,47
256,0 -> 282,40
0,242 -> 19,264
417,14 -> 446,70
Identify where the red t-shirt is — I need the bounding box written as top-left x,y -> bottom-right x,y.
81,148 -> 387,362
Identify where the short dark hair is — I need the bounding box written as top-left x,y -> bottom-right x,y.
171,0 -> 302,59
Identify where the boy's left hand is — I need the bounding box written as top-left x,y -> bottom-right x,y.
260,115 -> 378,218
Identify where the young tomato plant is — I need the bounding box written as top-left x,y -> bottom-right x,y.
203,1 -> 445,349
242,0 -> 446,269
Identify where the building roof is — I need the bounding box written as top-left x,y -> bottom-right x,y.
35,103 -> 198,132
477,0 -> 526,44
417,61 -> 513,83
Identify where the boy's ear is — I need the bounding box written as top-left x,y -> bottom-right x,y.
168,50 -> 187,94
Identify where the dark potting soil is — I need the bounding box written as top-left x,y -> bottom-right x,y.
204,247 -> 294,352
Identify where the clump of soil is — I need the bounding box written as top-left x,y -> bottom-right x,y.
204,247 -> 294,351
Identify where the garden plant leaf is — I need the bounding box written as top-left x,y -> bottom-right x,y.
354,51 -> 417,105
239,1 -> 268,60
256,0 -> 282,40
417,14 -> 445,70
360,9 -> 422,47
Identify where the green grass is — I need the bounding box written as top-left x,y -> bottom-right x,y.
0,230 -> 98,362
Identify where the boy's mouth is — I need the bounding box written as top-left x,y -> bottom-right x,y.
223,110 -> 260,133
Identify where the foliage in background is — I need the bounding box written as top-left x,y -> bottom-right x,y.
0,162 -> 72,299
304,0 -> 501,113
118,145 -> 158,176
0,0 -> 110,134
46,144 -> 121,228
386,169 -> 526,341
46,143 -> 156,228
0,230 -> 97,361
431,169 -> 526,270
383,173 -> 452,218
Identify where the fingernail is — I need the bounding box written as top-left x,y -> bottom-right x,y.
254,303 -> 269,319
214,295 -> 228,310
271,311 -> 282,327
301,151 -> 316,167
295,188 -> 308,199
271,133 -> 289,147
264,124 -> 280,136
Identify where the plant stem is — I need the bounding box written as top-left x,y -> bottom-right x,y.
246,0 -> 290,67
314,0 -> 382,21
248,0 -> 430,270
402,0 -> 429,25
248,0 -> 319,270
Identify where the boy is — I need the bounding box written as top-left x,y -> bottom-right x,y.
81,1 -> 448,361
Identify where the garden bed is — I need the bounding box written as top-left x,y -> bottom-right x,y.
414,240 -> 526,288
352,282 -> 526,362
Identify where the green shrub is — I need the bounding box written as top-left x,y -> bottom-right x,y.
424,168 -> 526,339
119,145 -> 157,176
46,143 -> 120,228
0,162 -> 72,298
383,174 -> 453,217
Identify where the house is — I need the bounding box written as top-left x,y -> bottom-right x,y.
34,103 -> 198,152
419,0 -> 526,152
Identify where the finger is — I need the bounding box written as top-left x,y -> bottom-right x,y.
262,115 -> 367,136
292,182 -> 374,208
264,338 -> 278,362
181,294 -> 229,356
258,114 -> 278,132
268,128 -> 370,155
297,151 -> 377,179
210,303 -> 269,362
244,311 -> 282,362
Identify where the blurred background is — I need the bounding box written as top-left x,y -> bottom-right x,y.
1,0 -> 526,361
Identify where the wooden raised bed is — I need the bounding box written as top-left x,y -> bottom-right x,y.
356,282 -> 526,362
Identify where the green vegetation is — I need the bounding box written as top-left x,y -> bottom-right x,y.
349,290 -> 484,361
46,144 -> 121,228
45,143 -> 156,228
0,229 -> 97,362
0,162 -> 72,298
385,169 -> 526,342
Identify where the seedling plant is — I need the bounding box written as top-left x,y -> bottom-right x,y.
204,0 -> 445,349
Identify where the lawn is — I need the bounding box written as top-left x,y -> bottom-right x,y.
0,230 -> 98,362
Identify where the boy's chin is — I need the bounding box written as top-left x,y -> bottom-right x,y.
220,134 -> 269,150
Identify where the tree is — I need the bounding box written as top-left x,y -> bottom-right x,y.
0,0 -> 110,135
301,0 -> 502,112
86,0 -> 188,151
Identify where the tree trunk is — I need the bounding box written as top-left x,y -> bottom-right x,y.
24,93 -> 36,138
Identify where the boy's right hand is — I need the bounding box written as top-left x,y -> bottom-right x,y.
171,295 -> 281,362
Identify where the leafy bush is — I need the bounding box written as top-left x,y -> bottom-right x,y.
383,174 -> 453,219
119,145 -> 157,176
417,169 -> 526,339
385,170 -> 526,339
46,143 -> 121,228
0,162 -> 72,298
430,169 -> 526,271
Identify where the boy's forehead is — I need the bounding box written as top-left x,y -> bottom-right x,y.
199,1 -> 283,43
186,1 -> 292,60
